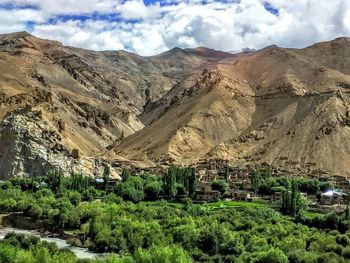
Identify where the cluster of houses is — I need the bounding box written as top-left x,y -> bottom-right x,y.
194,160 -> 253,202
189,159 -> 350,207
108,158 -> 350,207
313,175 -> 350,206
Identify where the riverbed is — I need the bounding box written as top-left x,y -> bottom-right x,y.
0,227 -> 104,259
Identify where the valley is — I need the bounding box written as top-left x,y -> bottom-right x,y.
1,31 -> 350,263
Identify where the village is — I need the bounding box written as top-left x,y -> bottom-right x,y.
109,158 -> 350,213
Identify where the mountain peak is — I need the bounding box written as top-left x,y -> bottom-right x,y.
160,47 -> 186,56
333,37 -> 350,42
0,31 -> 31,40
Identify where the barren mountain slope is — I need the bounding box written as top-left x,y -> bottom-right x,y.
0,31 -> 233,178
115,38 -> 350,176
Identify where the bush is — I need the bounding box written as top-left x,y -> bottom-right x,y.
211,180 -> 229,194
175,184 -> 186,196
252,248 -> 288,263
0,198 -> 17,212
67,238 -> 83,247
144,181 -> 162,198
342,246 -> 350,259
336,234 -> 350,246
133,245 -> 192,263
0,243 -> 18,263
28,205 -> 43,220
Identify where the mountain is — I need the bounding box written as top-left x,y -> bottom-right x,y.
0,31 -> 233,178
114,37 -> 350,177
1,31 -> 350,178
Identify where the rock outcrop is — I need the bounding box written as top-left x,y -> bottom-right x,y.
0,107 -> 119,179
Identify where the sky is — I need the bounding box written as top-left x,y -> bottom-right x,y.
0,0 -> 350,56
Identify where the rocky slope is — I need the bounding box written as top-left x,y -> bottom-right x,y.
114,38 -> 350,177
0,31 -> 233,178
2,31 -> 350,178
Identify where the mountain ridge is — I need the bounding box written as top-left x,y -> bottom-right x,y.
113,38 -> 350,176
0,31 -> 234,178
1,31 -> 350,177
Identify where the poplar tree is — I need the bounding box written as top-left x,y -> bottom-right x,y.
188,167 -> 197,198
251,169 -> 261,195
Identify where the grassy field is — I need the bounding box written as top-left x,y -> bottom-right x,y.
167,199 -> 327,219
204,200 -> 269,210
303,211 -> 325,218
202,200 -> 326,218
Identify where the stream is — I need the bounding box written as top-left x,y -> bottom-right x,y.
0,227 -> 104,259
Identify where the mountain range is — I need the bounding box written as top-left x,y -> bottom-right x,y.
1,31 -> 350,178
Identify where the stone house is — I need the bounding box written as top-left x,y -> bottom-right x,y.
197,181 -> 212,192
320,190 -> 347,205
233,191 -> 252,201
332,176 -> 350,192
274,191 -> 283,201
195,190 -> 221,202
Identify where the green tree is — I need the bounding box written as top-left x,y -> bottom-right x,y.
164,166 -> 177,199
144,181 -> 162,199
0,243 -> 18,263
133,245 -> 192,263
188,168 -> 197,198
251,169 -> 261,195
121,168 -> 131,183
211,180 -> 229,195
14,250 -> 35,263
47,169 -> 62,192
281,190 -> 290,214
253,248 -> 288,263
263,166 -> 272,178
290,180 -> 298,216
176,184 -> 186,196
103,163 -> 110,189
281,180 -> 307,216
224,166 -> 229,182
28,205 -> 43,220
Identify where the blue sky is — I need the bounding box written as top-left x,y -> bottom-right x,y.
0,0 -> 349,55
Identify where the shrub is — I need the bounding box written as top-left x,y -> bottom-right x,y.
28,205 -> 43,220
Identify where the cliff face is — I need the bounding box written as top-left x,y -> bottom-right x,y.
0,107 -> 120,179
0,108 -> 54,178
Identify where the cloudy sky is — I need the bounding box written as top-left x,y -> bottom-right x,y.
0,0 -> 349,56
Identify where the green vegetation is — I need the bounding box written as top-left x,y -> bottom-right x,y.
0,232 -> 191,263
163,166 -> 197,199
251,169 -> 261,195
281,180 -> 308,217
0,169 -> 349,262
257,174 -> 332,196
204,200 -> 268,209
211,180 -> 229,194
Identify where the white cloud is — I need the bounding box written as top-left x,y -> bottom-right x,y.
0,8 -> 44,34
0,0 -> 120,15
0,0 -> 350,55
33,20 -> 125,50
117,0 -> 160,20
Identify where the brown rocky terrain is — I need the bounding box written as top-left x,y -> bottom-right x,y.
0,31 -> 233,178
114,38 -> 350,177
1,31 -> 350,178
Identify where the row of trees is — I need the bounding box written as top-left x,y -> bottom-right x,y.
281,180 -> 308,216
249,169 -> 333,196
163,166 -> 197,199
